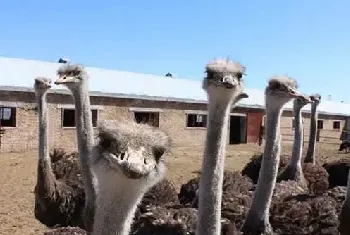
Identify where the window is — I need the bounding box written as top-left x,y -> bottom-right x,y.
134,112 -> 159,127
62,109 -> 98,128
187,114 -> 207,128
317,120 -> 324,129
0,107 -> 16,127
333,121 -> 341,130
92,110 -> 98,127
62,109 -> 75,127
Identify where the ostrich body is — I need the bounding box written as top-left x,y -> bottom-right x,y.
339,169 -> 350,234
277,97 -> 312,188
304,94 -> 321,164
241,76 -> 308,234
339,140 -> 350,153
34,77 -> 85,228
134,204 -> 237,235
90,120 -> 170,235
196,59 -> 246,235
241,154 -> 290,184
43,226 -> 87,235
55,64 -> 96,231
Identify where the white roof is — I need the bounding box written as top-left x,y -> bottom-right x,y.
0,56 -> 349,116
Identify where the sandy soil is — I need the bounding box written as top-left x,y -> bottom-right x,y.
0,142 -> 345,235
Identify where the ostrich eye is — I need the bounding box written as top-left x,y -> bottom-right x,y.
153,146 -> 165,161
236,73 -> 243,79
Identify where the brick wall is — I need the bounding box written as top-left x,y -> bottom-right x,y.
279,111 -> 345,143
0,90 -> 345,153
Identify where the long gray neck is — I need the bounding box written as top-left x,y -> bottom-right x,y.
305,104 -> 318,164
36,92 -> 55,190
247,103 -> 283,219
196,99 -> 232,235
345,169 -> 350,201
71,84 -> 96,222
290,105 -> 303,167
92,181 -> 146,235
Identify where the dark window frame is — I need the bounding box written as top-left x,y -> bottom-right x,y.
186,113 -> 207,128
317,120 -> 324,130
133,111 -> 160,127
0,107 -> 17,128
333,121 -> 341,130
61,108 -> 98,128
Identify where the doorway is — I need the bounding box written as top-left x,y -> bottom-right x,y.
229,115 -> 247,144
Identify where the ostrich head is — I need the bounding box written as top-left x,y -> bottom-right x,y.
34,77 -> 52,97
310,93 -> 321,106
54,64 -> 88,90
294,94 -> 313,108
265,75 -> 310,108
93,120 -> 171,190
202,58 -> 245,104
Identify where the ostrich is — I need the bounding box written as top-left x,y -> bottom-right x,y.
89,120 -> 171,235
339,140 -> 350,153
196,58 -> 246,235
178,91 -> 250,208
277,96 -> 312,189
304,94 -> 321,164
132,59 -> 249,235
53,64 -> 179,231
241,75 -> 309,234
43,226 -> 87,235
241,153 -> 290,184
43,120 -> 173,235
55,64 -> 97,231
242,94 -> 328,195
276,92 -> 329,195
133,203 -> 238,235
34,77 -> 85,228
338,167 -> 350,234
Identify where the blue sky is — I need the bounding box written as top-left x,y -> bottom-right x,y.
0,0 -> 349,102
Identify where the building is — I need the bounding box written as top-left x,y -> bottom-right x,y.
0,57 -> 349,153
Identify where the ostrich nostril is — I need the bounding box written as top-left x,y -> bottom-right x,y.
120,152 -> 125,160
144,158 -> 149,165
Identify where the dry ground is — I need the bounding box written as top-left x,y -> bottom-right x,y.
0,142 -> 346,235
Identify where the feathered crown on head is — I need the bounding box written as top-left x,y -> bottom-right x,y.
205,58 -> 246,74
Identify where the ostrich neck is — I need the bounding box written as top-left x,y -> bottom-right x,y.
196,98 -> 232,235
92,179 -> 146,235
71,85 -> 96,205
306,104 -> 318,163
248,104 -> 283,219
346,171 -> 350,201
36,93 -> 55,189
290,105 -> 303,167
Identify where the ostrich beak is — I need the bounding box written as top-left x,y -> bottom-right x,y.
240,92 -> 249,99
287,87 -> 310,101
54,76 -> 75,85
298,94 -> 313,103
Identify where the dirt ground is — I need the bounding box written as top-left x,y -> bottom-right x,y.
0,142 -> 346,235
